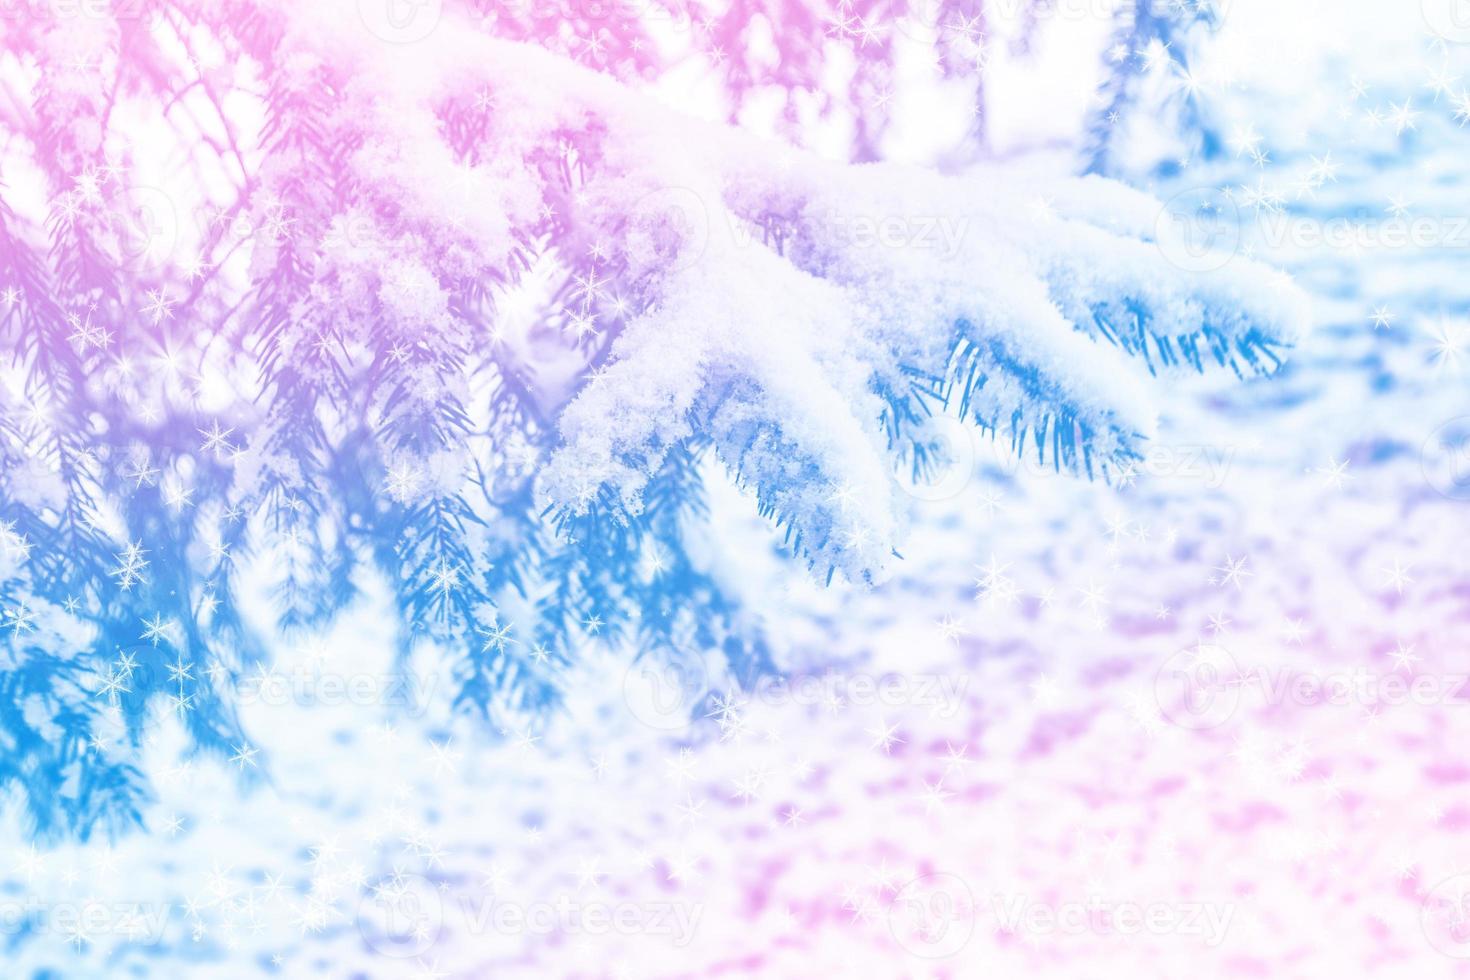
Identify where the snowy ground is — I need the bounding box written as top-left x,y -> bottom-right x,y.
5,6 -> 1470,980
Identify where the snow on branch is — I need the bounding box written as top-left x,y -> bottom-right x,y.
327,24 -> 1309,581
0,0 -> 1309,836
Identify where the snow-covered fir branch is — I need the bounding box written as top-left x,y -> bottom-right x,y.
0,0 -> 1307,838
